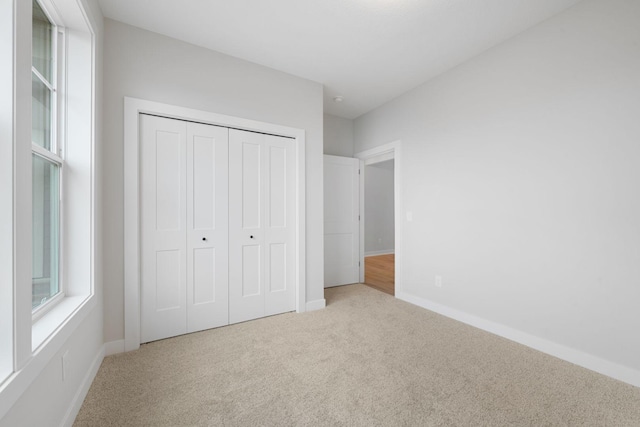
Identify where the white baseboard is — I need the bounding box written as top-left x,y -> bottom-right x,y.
364,250 -> 395,257
306,299 -> 326,311
104,339 -> 125,356
396,291 -> 640,388
61,344 -> 105,427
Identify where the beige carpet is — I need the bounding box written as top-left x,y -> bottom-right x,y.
75,284 -> 640,426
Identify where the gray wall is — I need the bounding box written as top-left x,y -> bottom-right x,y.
354,0 -> 640,377
323,113 -> 354,156
365,160 -> 394,255
103,19 -> 325,344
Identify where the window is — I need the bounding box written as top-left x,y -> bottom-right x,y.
31,0 -> 63,312
0,0 -> 96,404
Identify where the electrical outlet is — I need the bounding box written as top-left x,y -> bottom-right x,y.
62,350 -> 69,381
435,275 -> 443,288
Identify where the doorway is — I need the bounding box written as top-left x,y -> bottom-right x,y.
355,140 -> 402,297
363,159 -> 395,295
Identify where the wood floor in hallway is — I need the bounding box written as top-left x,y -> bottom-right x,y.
364,254 -> 394,295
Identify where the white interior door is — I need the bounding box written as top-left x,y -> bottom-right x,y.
229,129 -> 296,323
141,115 -> 229,343
323,155 -> 360,287
141,115 -> 188,342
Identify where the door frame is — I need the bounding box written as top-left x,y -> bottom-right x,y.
355,140 -> 402,295
123,97 -> 306,352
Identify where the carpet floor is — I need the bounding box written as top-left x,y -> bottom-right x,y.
74,284 -> 640,426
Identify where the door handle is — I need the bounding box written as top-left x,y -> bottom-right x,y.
250,235 -> 254,239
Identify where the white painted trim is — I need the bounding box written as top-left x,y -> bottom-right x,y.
355,141 -> 402,296
358,159 -> 365,282
104,340 -> 125,356
305,299 -> 326,311
0,0 -> 16,384
295,130 -> 307,315
14,0 -> 34,374
364,250 -> 395,257
364,151 -> 394,165
61,343 -> 104,427
124,97 -> 307,352
397,291 -> 640,388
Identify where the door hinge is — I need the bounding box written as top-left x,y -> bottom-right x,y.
358,215 -> 360,221
358,169 -> 361,175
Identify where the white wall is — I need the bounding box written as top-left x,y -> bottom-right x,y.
354,0 -> 640,383
365,160 -> 395,255
103,19 -> 325,344
1,0 -> 104,425
324,113 -> 354,156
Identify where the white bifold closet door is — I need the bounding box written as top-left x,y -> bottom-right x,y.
229,129 -> 296,324
140,115 -> 295,344
141,115 -> 229,343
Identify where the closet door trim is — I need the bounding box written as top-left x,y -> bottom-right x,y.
123,97 -> 306,352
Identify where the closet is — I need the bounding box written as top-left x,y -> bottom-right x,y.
140,114 -> 296,343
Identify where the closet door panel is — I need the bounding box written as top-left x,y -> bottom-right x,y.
186,122 -> 229,333
229,129 -> 265,323
264,135 -> 296,315
140,115 -> 188,343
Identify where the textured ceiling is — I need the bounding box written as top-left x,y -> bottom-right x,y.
98,0 -> 582,119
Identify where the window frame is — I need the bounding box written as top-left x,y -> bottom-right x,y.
30,0 -> 66,318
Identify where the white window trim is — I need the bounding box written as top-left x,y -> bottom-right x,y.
0,0 -> 17,388
123,97 -> 307,352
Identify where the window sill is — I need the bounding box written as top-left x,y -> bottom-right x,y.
32,295 -> 90,351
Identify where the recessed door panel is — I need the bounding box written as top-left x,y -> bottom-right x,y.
193,248 -> 215,305
155,250 -> 182,310
192,136 -> 215,230
242,142 -> 261,229
269,243 -> 286,292
242,245 -> 261,297
155,131 -> 182,231
269,146 -> 286,228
